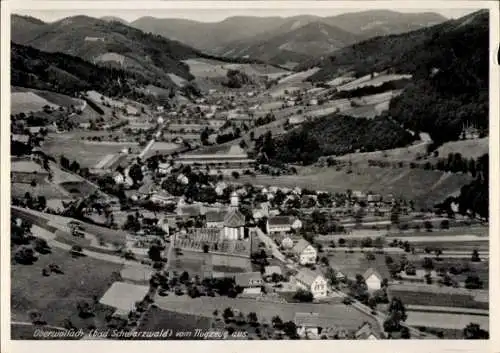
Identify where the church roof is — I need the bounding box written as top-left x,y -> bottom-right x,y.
224,208 -> 245,228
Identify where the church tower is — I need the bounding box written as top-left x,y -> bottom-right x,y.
223,191 -> 245,240
230,191 -> 239,208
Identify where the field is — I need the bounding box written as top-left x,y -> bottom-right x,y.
169,251 -> 251,277
436,138 -> 489,159
11,247 -> 122,330
337,74 -> 412,91
388,286 -> 488,310
138,307 -> 213,339
238,167 -> 473,209
148,142 -> 183,154
11,91 -> 59,114
167,73 -> 187,87
277,67 -> 320,85
42,133 -> 138,168
12,86 -> 84,108
11,182 -> 68,199
153,295 -> 379,332
60,181 -> 98,198
405,311 -> 488,331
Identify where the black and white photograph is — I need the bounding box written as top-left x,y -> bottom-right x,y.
1,0 -> 498,347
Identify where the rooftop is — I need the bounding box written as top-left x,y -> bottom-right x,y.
234,272 -> 262,287
291,238 -> 313,255
295,268 -> 323,287
268,216 -> 293,226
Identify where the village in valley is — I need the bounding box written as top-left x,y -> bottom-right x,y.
9,8 -> 490,341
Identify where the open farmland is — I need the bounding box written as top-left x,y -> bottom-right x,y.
277,67 -> 320,85
436,138 -> 489,159
153,295 -> 379,332
42,134 -> 138,168
237,167 -> 473,209
138,307 -> 213,339
405,311 -> 488,331
337,74 -> 412,91
11,182 -> 69,199
11,92 -> 59,114
13,86 -> 84,108
11,247 -> 122,330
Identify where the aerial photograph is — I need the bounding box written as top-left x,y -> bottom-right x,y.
9,5 -> 490,341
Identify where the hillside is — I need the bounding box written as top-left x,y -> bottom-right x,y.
10,14 -> 212,88
215,21 -> 361,65
302,10 -> 489,145
324,10 -> 446,40
130,16 -> 286,52
130,11 -> 445,55
256,114 -> 415,165
11,42 -> 163,101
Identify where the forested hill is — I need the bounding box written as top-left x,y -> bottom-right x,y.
11,42 -> 167,100
256,115 -> 415,165
302,10 -> 489,146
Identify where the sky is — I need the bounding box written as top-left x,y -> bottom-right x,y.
13,7 -> 480,23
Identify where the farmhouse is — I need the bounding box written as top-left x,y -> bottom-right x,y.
291,239 -> 317,265
293,269 -> 328,299
175,145 -> 255,169
11,159 -> 49,184
267,216 -> 294,234
294,312 -> 338,338
363,268 -> 383,291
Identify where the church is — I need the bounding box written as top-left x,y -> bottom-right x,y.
204,192 -> 247,241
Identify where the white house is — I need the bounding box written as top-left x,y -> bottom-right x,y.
363,268 -> 383,291
177,173 -> 189,185
291,239 -> 317,265
281,236 -> 294,250
158,163 -> 173,175
291,218 -> 303,230
294,269 -> 327,299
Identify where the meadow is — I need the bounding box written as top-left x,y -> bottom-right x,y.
11,247 -> 122,330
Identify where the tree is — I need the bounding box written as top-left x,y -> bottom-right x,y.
325,267 -> 338,287
463,323 -> 489,339
14,246 -> 37,265
422,257 -> 434,271
282,321 -> 298,339
464,274 -> 483,289
33,238 -> 51,254
223,307 -> 234,321
365,251 -> 375,261
471,249 -> 481,262
383,298 -> 407,333
148,245 -> 163,262
390,203 -> 400,226
272,315 -> 283,329
247,312 -> 259,326
293,289 -> 314,302
440,219 -> 450,229
405,263 -> 416,276
76,300 -> 95,318
128,164 -> 144,185
424,221 -> 433,232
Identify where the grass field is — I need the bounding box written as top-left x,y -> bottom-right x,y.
11,91 -> 59,114
238,167 -> 472,209
11,182 -> 68,199
337,74 -> 412,91
60,181 -> 98,198
169,251 -> 251,277
436,138 -> 489,160
405,311 -> 488,331
42,134 -> 137,168
153,295 -> 379,332
11,247 -> 122,330
138,307 -> 213,339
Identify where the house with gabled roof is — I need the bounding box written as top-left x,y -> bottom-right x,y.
354,322 -> 380,340
267,216 -> 294,234
293,269 -> 327,299
291,238 -> 317,265
363,268 -> 383,291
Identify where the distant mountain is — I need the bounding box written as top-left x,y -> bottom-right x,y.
100,16 -> 129,25
324,10 -> 446,40
130,15 -> 285,52
130,11 -> 446,56
302,10 -> 489,146
215,21 -> 362,65
11,14 -> 46,43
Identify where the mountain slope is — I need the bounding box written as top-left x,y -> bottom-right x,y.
302,10 -> 489,146
130,16 -> 285,52
100,16 -> 129,25
11,14 -> 46,44
11,42 -> 162,102
10,14 -> 210,88
325,10 -> 446,40
216,21 -> 362,65
130,11 -> 445,54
